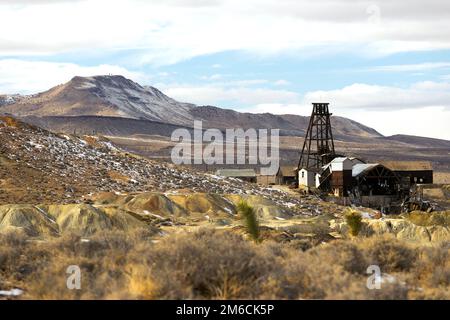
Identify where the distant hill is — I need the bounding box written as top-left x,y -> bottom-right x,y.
1,75 -> 383,140
381,134 -> 450,148
0,75 -> 196,125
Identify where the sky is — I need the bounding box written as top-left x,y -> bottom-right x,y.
0,0 -> 449,139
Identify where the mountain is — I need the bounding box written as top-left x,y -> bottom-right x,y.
381,134 -> 450,148
0,94 -> 23,107
190,105 -> 382,138
1,75 -> 195,125
1,75 -> 383,139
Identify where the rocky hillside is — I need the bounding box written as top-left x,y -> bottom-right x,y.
0,94 -> 23,107
0,76 -> 195,126
0,115 -> 319,215
1,75 -> 382,139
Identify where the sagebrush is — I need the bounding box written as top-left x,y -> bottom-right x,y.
0,229 -> 448,300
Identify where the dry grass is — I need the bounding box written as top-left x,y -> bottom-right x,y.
405,211 -> 450,227
0,229 -> 448,300
434,172 -> 450,184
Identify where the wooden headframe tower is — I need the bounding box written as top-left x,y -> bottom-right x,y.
297,103 -> 335,170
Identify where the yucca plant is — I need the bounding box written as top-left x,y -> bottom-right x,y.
345,209 -> 363,237
237,200 -> 260,243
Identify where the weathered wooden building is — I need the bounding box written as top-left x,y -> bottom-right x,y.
323,157 -> 354,197
257,166 -> 297,185
352,163 -> 400,196
257,169 -> 282,185
280,166 -> 297,185
381,161 -> 433,184
298,167 -> 318,188
216,168 -> 257,183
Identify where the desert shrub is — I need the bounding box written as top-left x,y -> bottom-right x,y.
0,230 -> 36,276
410,241 -> 450,289
237,200 -> 260,243
406,211 -> 450,227
0,229 -> 28,247
287,238 -> 315,251
311,240 -> 368,274
429,212 -> 450,227
345,209 -> 363,236
263,248 -> 365,299
0,228 -> 448,300
365,236 -> 417,272
137,229 -> 277,299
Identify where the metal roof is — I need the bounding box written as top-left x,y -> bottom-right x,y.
380,161 -> 432,171
330,157 -> 349,163
352,163 -> 379,178
280,166 -> 296,177
216,168 -> 256,177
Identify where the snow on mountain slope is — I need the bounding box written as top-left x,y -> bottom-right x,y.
1,75 -> 196,126
1,74 -> 383,139
0,94 -> 23,106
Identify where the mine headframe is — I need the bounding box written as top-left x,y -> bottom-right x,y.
297,102 -> 336,171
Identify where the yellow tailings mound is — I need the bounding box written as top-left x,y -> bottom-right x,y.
168,193 -> 236,217
225,194 -> 291,219
330,217 -> 449,242
0,192 -> 294,238
88,191 -> 290,220
0,204 -> 149,238
42,204 -> 148,236
0,205 -> 59,237
122,192 -> 188,218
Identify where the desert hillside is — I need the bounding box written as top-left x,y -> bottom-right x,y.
0,115 -> 449,300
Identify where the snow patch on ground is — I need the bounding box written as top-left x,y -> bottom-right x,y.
0,288 -> 23,297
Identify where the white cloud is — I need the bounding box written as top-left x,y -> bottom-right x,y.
274,79 -> 290,86
235,81 -> 450,139
0,59 -> 145,94
343,106 -> 450,140
160,83 -> 299,106
367,62 -> 450,72
200,74 -> 224,81
0,1 -> 449,64
244,103 -> 450,140
303,82 -> 450,110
